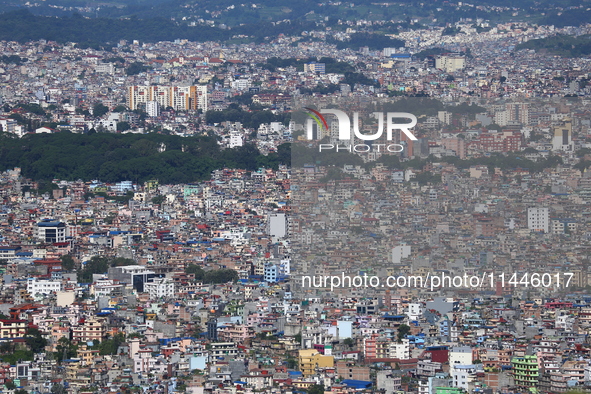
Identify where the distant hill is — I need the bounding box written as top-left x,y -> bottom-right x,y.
0,10 -> 230,45
0,0 -> 589,45
1,0 -> 589,32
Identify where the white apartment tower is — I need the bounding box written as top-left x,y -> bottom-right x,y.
146,101 -> 160,117
528,207 -> 549,233
552,118 -> 573,151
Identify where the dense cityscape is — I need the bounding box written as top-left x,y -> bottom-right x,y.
1,1 -> 591,394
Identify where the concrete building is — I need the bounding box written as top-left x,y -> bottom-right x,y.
435,56 -> 465,72
298,349 -> 334,377
144,277 -> 175,299
27,278 -> 62,297
146,100 -> 160,117
37,220 -> 67,244
512,355 -> 539,389
128,85 -> 208,111
304,62 -> 326,74
552,118 -> 573,151
528,207 -> 549,233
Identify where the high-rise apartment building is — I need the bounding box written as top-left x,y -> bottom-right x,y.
128,86 -> 208,112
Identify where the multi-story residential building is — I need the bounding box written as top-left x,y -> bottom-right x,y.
72,317 -> 107,343
144,277 -> 175,299
435,55 -> 465,72
512,355 -> 539,389
299,349 -> 334,377
27,278 -> 62,297
128,85 -> 208,111
217,324 -> 253,343
209,342 -> 239,359
336,361 -> 370,380
0,319 -> 27,338
528,207 -> 549,233
470,131 -> 522,152
551,218 -> 577,234
304,62 -> 326,74
0,246 -> 20,263
388,338 -> 410,360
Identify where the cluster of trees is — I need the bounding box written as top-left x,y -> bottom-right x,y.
0,54 -> 26,64
204,105 -> 289,129
341,71 -> 379,88
516,34 -> 591,58
447,102 -> 486,114
329,32 -> 404,50
413,172 -> 442,185
261,56 -> 355,74
441,26 -> 463,36
186,264 -> 239,283
98,333 -> 126,355
0,327 -> 46,365
413,47 -> 447,60
78,256 -> 136,283
93,103 -> 110,118
14,103 -> 47,116
0,132 -> 290,184
125,62 -> 150,76
233,20 -> 319,44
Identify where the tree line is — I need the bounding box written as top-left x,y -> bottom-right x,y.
0,132 -> 290,184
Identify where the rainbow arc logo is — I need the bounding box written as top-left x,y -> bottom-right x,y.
304,107 -> 328,134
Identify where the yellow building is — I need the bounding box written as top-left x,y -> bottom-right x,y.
298,349 -> 334,377
72,317 -> 107,343
0,319 -> 27,338
77,344 -> 100,366
435,55 -> 465,72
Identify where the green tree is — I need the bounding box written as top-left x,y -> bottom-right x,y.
286,356 -> 298,369
78,255 -> 109,282
61,254 -> 75,271
25,327 -> 48,353
397,324 -> 410,342
203,268 -> 239,284
93,102 -> 109,118
117,121 -> 131,132
151,195 -> 165,205
307,384 -> 325,394
110,257 -> 136,267
186,264 -> 205,280
54,337 -> 77,362
99,332 -> 125,355
126,62 -> 149,76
